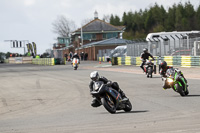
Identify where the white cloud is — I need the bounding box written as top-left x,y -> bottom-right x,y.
24,0 -> 36,6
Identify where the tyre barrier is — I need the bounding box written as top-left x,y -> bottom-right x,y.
110,56 -> 200,67
32,58 -> 55,66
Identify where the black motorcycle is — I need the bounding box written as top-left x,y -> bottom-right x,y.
162,68 -> 189,96
90,81 -> 132,114
144,59 -> 155,78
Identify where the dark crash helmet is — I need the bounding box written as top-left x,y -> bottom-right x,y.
90,71 -> 100,81
160,61 -> 167,69
143,48 -> 148,53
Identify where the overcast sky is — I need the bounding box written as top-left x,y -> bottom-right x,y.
0,0 -> 199,54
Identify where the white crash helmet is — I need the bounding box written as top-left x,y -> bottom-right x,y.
90,71 -> 100,81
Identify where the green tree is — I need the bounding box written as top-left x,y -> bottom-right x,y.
114,15 -> 121,26
184,1 -> 195,30
145,10 -> 154,32
195,5 -> 200,29
165,4 -> 176,31
110,14 -> 115,25
175,2 -> 184,30
109,1 -> 198,40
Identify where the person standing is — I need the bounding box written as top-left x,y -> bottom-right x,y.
84,53 -> 88,60
69,51 -> 73,61
80,52 -> 84,61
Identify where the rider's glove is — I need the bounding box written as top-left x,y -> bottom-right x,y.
107,80 -> 112,86
175,69 -> 181,73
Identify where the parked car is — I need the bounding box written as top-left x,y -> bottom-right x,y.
110,45 -> 127,57
0,55 -> 5,63
170,49 -> 192,56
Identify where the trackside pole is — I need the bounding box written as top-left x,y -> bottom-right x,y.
154,60 -> 156,74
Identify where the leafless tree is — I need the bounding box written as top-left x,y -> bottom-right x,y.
52,15 -> 76,37
102,14 -> 110,23
81,18 -> 93,26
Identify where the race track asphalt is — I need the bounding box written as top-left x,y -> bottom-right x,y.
0,61 -> 200,133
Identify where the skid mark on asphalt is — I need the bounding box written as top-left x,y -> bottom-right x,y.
1,98 -> 7,106
37,98 -> 45,105
36,79 -> 41,89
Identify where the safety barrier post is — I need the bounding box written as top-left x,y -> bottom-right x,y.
181,56 -> 191,67
191,56 -> 200,66
121,56 -> 125,65
136,57 -> 142,66
117,57 -> 122,65
125,56 -> 131,65
164,56 -> 173,66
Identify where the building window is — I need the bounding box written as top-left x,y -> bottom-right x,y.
58,38 -> 65,44
83,33 -> 96,40
103,33 -> 118,39
58,38 -> 70,46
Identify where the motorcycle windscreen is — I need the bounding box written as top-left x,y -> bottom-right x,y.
166,68 -> 175,77
93,81 -> 104,91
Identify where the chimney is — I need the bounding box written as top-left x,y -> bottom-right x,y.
94,10 -> 98,19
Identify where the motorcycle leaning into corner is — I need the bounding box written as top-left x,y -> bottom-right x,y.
90,81 -> 132,114
143,59 -> 156,78
162,68 -> 189,96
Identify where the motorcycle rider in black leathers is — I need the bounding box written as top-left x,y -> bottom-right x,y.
140,48 -> 154,72
89,71 -> 127,107
72,53 -> 80,60
160,61 -> 187,89
71,53 -> 80,64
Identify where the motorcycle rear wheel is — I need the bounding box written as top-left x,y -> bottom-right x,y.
148,67 -> 152,78
124,100 -> 132,112
175,84 -> 185,96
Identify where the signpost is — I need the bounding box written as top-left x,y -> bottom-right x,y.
4,40 -> 29,55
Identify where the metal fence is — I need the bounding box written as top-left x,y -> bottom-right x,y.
127,37 -> 200,57
97,49 -> 114,61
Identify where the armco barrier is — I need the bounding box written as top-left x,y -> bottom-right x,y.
111,56 -> 200,67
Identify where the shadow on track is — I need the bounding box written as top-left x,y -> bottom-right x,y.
116,110 -> 149,114
100,110 -> 149,114
173,94 -> 200,97
185,94 -> 200,97
151,76 -> 162,79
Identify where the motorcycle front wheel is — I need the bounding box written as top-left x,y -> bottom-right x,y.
101,94 -> 116,114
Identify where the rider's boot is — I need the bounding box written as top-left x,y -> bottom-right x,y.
140,66 -> 145,72
119,90 -> 128,101
91,97 -> 101,107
